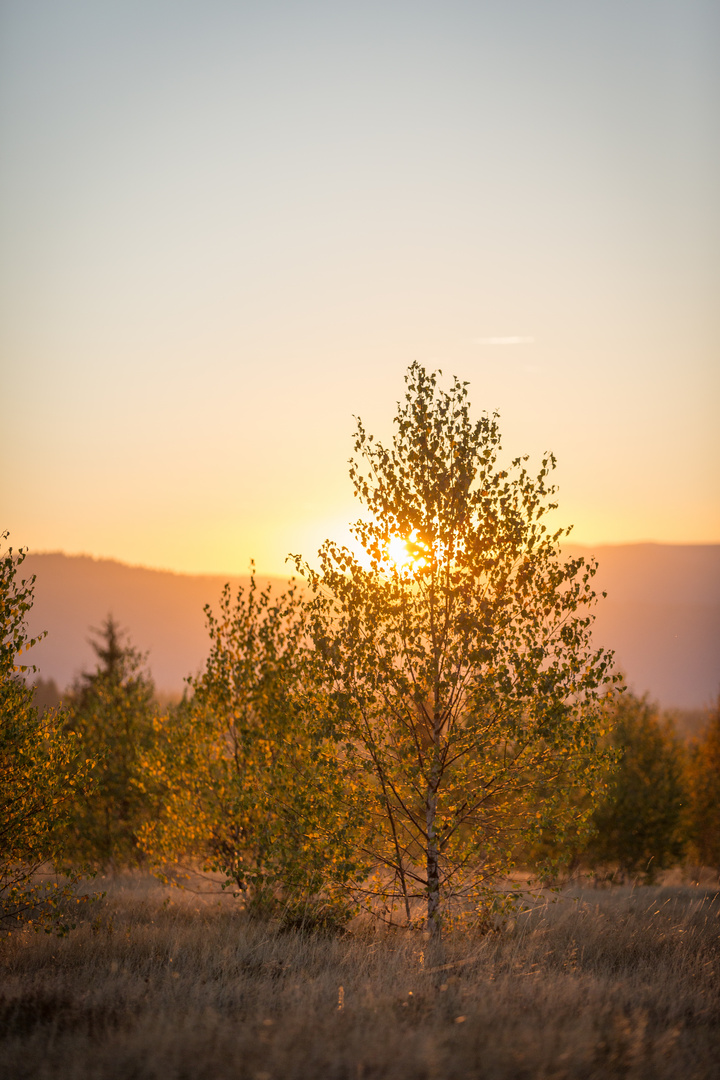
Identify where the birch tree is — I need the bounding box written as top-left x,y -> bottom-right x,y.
296,364 -> 618,932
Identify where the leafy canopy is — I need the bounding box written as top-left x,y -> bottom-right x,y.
296,363 -> 619,930
588,692 -> 687,881
62,616 -> 158,868
138,573 -> 365,927
0,533 -> 95,933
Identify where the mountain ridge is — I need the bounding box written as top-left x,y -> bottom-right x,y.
20,545 -> 720,710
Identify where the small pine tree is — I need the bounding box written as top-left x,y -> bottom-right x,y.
588,692 -> 687,881
63,617 -> 158,868
32,677 -> 62,714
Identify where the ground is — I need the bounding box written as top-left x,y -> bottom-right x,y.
1,873 -> 718,1079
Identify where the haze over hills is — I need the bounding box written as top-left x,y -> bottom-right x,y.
20,545 -> 720,711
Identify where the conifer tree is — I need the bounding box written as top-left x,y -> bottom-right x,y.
588,692 -> 687,881
64,617 -> 158,867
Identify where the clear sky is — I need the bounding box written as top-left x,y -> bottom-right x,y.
2,0 -> 718,576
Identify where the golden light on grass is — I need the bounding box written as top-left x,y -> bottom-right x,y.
2,874 -> 718,1078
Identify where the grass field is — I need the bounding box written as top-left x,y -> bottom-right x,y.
1,874 -> 718,1079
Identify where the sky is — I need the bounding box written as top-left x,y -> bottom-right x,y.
1,0 -> 718,576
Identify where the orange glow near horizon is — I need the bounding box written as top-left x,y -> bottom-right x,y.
8,489 -> 720,582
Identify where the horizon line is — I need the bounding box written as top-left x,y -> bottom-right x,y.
23,539 -> 720,580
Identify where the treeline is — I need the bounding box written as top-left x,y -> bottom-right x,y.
3,366 -> 719,937
532,690 -> 720,882
58,617 -> 720,886
6,562 -> 720,938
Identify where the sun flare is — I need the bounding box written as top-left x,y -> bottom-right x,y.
384,531 -> 428,576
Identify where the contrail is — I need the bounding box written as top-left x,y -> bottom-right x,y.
475,336 -> 535,345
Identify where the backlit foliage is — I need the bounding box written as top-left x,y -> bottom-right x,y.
0,533 -> 95,933
295,364 -> 620,931
137,574 -> 365,926
62,617 -> 159,868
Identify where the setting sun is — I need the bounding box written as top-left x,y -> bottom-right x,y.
384,531 -> 428,577
379,525 -> 472,579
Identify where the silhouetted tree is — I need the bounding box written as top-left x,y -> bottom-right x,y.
32,677 -> 62,714
64,616 -> 158,868
588,692 -> 687,881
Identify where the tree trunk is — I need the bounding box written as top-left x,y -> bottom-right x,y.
426,784 -> 440,935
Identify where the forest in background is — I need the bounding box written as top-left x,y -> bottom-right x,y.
26,585 -> 720,895
29,613 -> 720,894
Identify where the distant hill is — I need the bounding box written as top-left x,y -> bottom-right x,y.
563,544 -> 719,713
20,545 -> 720,710
21,554 -> 282,698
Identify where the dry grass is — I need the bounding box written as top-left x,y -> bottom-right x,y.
1,874 -> 718,1079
